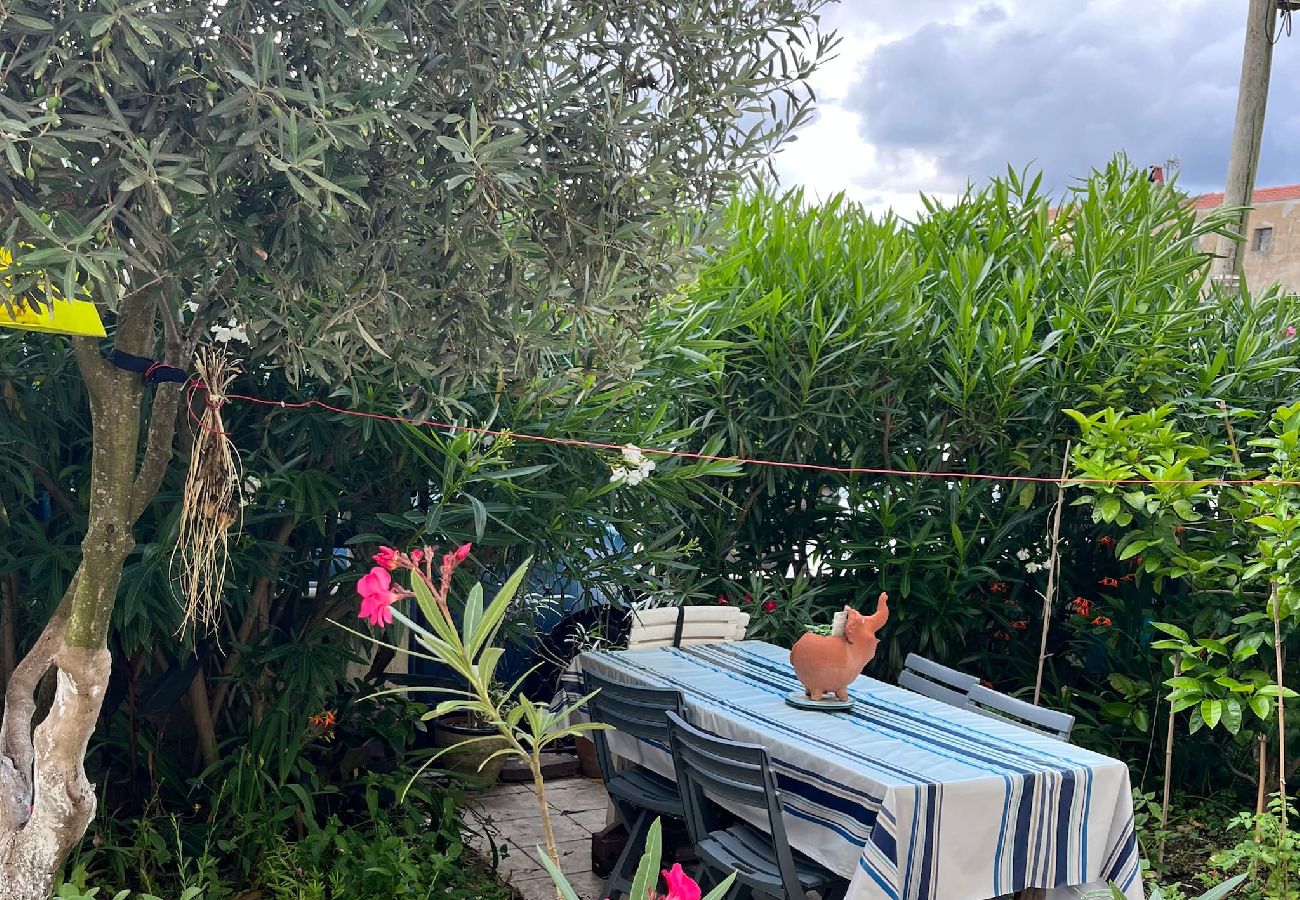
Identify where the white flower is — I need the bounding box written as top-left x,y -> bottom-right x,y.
243,475 -> 262,494
185,300 -> 200,313
610,448 -> 655,488
1026,562 -> 1042,574
1016,548 -> 1030,562
211,318 -> 249,344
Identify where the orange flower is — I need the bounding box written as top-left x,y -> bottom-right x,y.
1130,555 -> 1144,568
993,630 -> 1011,641
1011,620 -> 1029,630
309,710 -> 337,729
1099,576 -> 1119,588
1098,535 -> 1116,549
990,582 -> 1009,594
1121,573 -> 1135,584
1069,596 -> 1093,616
1091,616 -> 1113,627
980,679 -> 994,688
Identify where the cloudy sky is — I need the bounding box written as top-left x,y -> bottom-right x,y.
773,0 -> 1300,218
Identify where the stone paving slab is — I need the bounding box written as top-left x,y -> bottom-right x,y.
465,776 -> 610,900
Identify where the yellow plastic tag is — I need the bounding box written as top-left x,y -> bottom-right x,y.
0,247 -> 107,338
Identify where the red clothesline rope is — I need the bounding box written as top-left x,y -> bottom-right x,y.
186,383 -> 1300,488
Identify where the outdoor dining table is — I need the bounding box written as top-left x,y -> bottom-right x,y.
573,640 -> 1142,900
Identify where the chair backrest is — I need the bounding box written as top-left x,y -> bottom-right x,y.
665,711 -> 803,899
898,652 -> 979,708
627,606 -> 750,650
583,669 -> 684,785
965,684 -> 1075,741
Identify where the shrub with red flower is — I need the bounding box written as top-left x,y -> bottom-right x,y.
761,599 -> 777,613
1069,596 -> 1093,617
1097,535 -> 1116,550
993,630 -> 1011,642
1098,576 -> 1119,588
308,710 -> 337,729
1011,620 -> 1028,631
716,594 -> 729,606
989,582 -> 1009,594
1091,615 -> 1113,627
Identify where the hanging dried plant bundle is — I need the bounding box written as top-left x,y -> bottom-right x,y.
173,347 -> 242,634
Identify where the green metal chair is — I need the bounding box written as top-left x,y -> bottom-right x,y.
584,669 -> 687,900
666,711 -> 848,900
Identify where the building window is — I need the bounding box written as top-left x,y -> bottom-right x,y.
1252,226 -> 1273,253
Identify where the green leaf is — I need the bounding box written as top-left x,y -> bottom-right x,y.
627,818 -> 663,900
1200,698 -> 1222,729
467,559 -> 533,658
1198,873 -> 1249,900
467,494 -> 487,541
536,849 -> 582,900
1250,694 -> 1273,719
1221,697 -> 1242,734
1151,622 -> 1190,642
13,15 -> 54,31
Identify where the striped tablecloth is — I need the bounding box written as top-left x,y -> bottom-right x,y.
576,641 -> 1141,900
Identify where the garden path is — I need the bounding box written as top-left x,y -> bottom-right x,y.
464,776 -> 610,900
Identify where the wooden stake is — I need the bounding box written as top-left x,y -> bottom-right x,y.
1159,655 -> 1180,864
1033,441 -> 1071,706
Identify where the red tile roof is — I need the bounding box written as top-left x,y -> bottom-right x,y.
1193,184 -> 1300,209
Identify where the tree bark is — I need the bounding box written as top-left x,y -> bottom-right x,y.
0,282 -> 184,896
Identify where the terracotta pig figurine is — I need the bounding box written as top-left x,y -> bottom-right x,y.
790,593 -> 890,702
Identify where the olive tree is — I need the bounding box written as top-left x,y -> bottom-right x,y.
0,1 -> 834,894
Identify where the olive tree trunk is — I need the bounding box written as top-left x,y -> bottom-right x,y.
0,294 -> 182,899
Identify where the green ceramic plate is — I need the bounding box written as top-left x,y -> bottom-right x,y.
784,691 -> 854,712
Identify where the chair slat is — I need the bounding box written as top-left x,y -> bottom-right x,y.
966,684 -> 1075,741
899,670 -> 972,709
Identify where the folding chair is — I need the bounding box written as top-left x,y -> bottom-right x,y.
666,711 -> 848,900
627,605 -> 750,650
584,670 -> 687,900
898,652 -> 979,708
965,684 -> 1075,741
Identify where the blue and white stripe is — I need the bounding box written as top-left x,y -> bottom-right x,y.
574,640 -> 1142,900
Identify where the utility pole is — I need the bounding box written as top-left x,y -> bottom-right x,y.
1214,0 -> 1281,289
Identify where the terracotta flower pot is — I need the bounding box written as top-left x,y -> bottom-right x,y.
432,715 -> 511,788
576,735 -> 602,779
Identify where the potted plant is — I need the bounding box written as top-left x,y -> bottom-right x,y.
431,706 -> 511,787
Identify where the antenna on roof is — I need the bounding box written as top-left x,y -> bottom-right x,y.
1166,156 -> 1181,180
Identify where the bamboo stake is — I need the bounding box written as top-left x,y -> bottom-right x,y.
1272,581 -> 1288,862
1158,655 -> 1180,864
1257,732 -> 1268,842
1033,442 -> 1071,706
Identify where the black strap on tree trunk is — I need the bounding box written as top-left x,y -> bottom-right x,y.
672,605 -> 686,648
107,349 -> 189,385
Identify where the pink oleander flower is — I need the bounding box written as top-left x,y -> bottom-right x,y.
358,567 -> 397,626
442,542 -> 473,569
1288,326 -> 1297,339
661,864 -> 701,900
762,599 -> 777,613
410,548 -> 424,565
373,546 -> 401,570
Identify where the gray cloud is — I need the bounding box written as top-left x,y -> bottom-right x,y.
840,1 -> 1300,197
